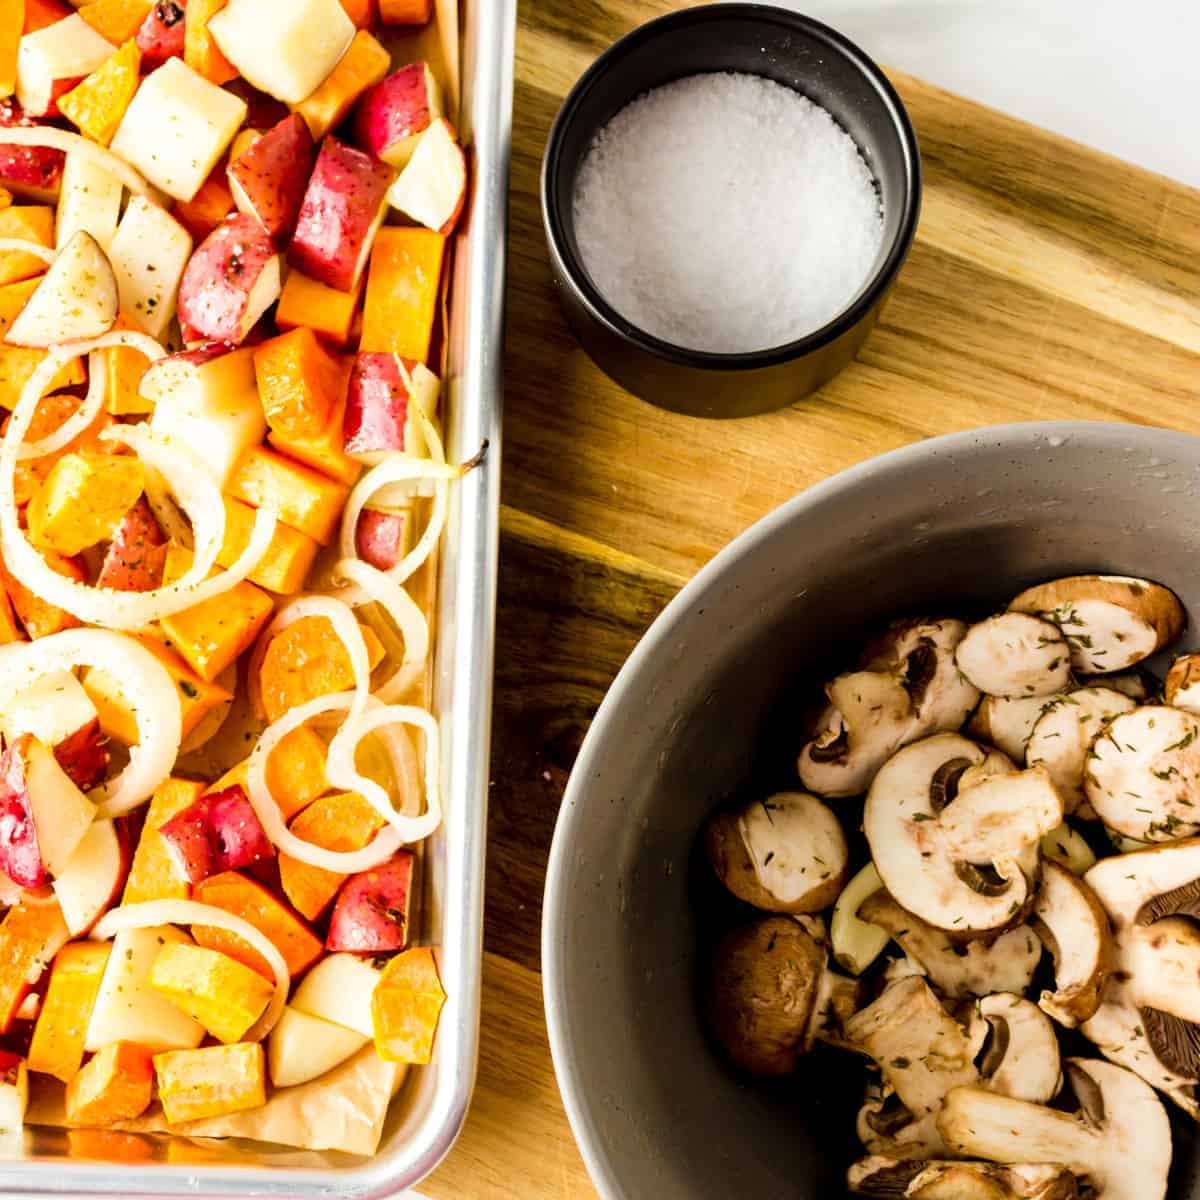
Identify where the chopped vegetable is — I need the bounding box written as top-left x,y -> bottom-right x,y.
27,941 -> 111,1081
149,942 -> 274,1043
359,226 -> 445,363
57,39 -> 141,147
64,1040 -> 154,1125
371,946 -> 445,1064
153,1041 -> 266,1123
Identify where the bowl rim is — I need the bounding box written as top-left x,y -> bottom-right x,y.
542,418 -> 1200,1199
539,1 -> 923,372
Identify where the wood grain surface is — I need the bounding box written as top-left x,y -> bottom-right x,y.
425,0 -> 1200,1195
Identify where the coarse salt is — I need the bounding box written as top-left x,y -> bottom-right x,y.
572,72 -> 885,355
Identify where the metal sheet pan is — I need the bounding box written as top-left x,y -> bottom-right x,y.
0,0 -> 513,1191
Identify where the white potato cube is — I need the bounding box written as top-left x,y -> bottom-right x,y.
208,0 -> 355,104
147,347 -> 266,487
108,197 -> 193,339
85,926 -> 206,1052
110,58 -> 247,202
16,15 -> 114,117
268,1007 -> 368,1088
55,153 -> 123,252
290,953 -> 381,1039
1,670 -> 97,749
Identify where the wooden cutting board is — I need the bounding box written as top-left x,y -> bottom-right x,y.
424,0 -> 1200,1195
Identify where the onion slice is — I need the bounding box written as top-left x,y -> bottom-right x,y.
0,127 -> 154,197
246,692 -> 403,873
0,630 -> 181,817
92,901 -> 287,1041
0,238 -> 55,265
326,700 -> 442,843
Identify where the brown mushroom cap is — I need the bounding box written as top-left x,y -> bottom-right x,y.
1009,574 -> 1186,674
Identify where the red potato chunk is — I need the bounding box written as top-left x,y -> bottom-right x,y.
326,852 -> 414,953
288,136 -> 392,293
177,213 -> 283,345
344,351 -> 430,462
227,114 -> 315,244
54,719 -> 109,794
352,63 -> 440,169
96,497 -> 168,593
0,99 -> 65,203
159,785 -> 275,884
136,1 -> 188,69
0,746 -> 44,888
355,509 -> 408,571
158,800 -> 213,884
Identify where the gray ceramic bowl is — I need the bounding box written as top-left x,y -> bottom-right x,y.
543,421 -> 1200,1200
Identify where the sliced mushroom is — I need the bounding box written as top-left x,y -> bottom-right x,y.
832,863 -> 890,975
705,792 -> 849,914
968,693 -> 1062,764
1079,841 -> 1200,1113
1084,706 -> 1200,841
849,1157 -> 1081,1199
975,994 -> 1062,1103
1165,652 -> 1200,713
856,1101 -> 945,1163
1039,824 -> 1097,876
865,734 -> 1063,938
1026,688 -> 1137,814
806,960 -> 864,1053
937,1058 -> 1173,1200
799,620 -> 979,798
1030,860 -> 1112,1028
1010,574 -> 1186,674
859,892 -> 1041,999
955,614 -> 1072,699
847,977 -> 979,1158
1083,668 -> 1155,703
706,916 -> 824,1075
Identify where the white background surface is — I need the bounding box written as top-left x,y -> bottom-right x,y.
781,0 -> 1200,188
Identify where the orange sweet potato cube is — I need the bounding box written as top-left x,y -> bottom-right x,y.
292,29 -> 389,139
58,39 -> 141,146
360,227 -> 446,363
1,386 -> 103,498
159,544 -> 274,681
153,1042 -> 265,1124
183,0 -> 238,85
148,943 -> 273,1044
0,900 -> 70,1033
172,169 -> 234,242
371,946 -> 446,1064
65,1041 -> 154,1125
216,496 -> 321,595
192,870 -> 323,979
275,269 -> 363,347
121,778 -> 207,904
379,0 -> 431,24
227,447 -> 349,545
268,361 -> 360,487
279,791 -> 386,920
22,0 -> 70,33
77,0 -> 153,43
99,313 -> 153,415
253,326 -> 343,438
0,548 -> 85,638
0,206 -> 53,285
27,941 -> 112,1082
337,0 -> 375,28
203,726 -> 329,823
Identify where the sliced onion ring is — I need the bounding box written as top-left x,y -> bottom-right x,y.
331,556 -> 429,703
0,127 -> 154,197
326,699 -> 442,844
0,630 -> 181,817
0,238 -> 55,265
246,692 -> 403,873
92,901 -> 287,1041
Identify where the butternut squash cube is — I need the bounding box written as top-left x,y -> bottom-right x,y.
98,313 -> 153,415
0,899 -> 70,1033
268,371 -> 362,488
57,38 -> 141,147
275,268 -> 363,346
360,226 -> 445,363
77,0 -> 155,45
253,326 -> 343,438
216,496 -> 320,596
227,446 -> 349,545
27,451 -> 145,556
206,724 -> 330,822
0,548 -> 85,639
2,387 -> 107,504
158,544 -> 274,682
0,205 -> 54,286
148,942 -> 274,1044
153,1041 -> 266,1124
64,1040 -> 153,1125
371,946 -> 445,1065
28,941 -> 111,1082
120,778 -> 205,904
292,29 -> 390,140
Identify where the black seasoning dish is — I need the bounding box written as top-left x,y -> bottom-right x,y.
541,3 -> 921,419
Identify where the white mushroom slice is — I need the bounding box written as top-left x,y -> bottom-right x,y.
703,792 -> 848,914
955,614 -> 1072,699
799,619 -> 979,798
859,892 -> 1041,999
855,1104 -> 944,1163
1165,653 -> 1200,714
1026,689 -> 1137,814
1030,861 -> 1112,1028
847,1156 -> 1080,1198
1084,706 -> 1200,841
1039,824 -> 1097,876
968,693 -> 1062,764
831,863 -> 889,975
805,962 -> 863,1053
864,734 -> 1062,937
1010,574 -> 1186,674
937,1058 -> 1173,1200
1083,669 -> 1154,703
846,976 -> 978,1155
1107,829 -> 1152,854
977,994 -> 1062,1104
